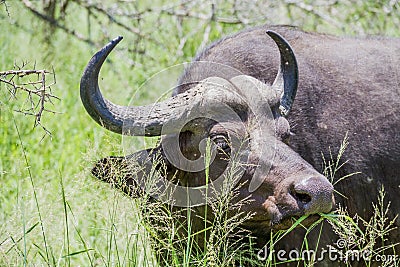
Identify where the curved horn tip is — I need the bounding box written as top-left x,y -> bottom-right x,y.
105,36 -> 123,51
265,30 -> 276,36
100,36 -> 124,54
266,31 -> 291,52
112,36 -> 123,44
266,30 -> 280,40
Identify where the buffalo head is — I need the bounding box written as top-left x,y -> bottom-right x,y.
80,31 -> 334,235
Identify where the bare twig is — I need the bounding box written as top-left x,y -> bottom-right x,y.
0,64 -> 58,136
0,69 -> 48,77
21,0 -> 95,46
20,0 -> 249,51
285,0 -> 342,28
75,2 -> 142,37
1,0 -> 10,18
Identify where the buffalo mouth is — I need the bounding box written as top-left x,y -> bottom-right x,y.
272,214 -> 322,230
243,214 -> 323,233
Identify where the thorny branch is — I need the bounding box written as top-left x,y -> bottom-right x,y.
0,63 -> 59,136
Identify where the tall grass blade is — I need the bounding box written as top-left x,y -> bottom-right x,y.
13,117 -> 50,266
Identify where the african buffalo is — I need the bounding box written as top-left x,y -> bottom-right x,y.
175,25 -> 400,244
80,25 -> 400,263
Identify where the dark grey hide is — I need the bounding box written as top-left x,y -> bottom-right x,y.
176,27 -> 400,264
177,25 -> 400,242
81,25 -> 400,264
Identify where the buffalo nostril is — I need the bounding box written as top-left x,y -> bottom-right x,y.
294,191 -> 312,204
291,176 -> 334,214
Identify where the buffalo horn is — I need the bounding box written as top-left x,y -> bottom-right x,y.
266,30 -> 299,116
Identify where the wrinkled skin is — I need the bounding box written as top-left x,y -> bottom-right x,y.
91,85 -> 335,231
175,25 -> 400,264
84,30 -> 336,232
83,25 -> 400,266
177,24 -> 400,224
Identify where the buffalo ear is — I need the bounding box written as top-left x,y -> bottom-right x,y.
91,147 -> 180,198
91,146 -> 178,198
91,155 -> 144,197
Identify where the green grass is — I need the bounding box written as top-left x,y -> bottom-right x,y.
1,0 -> 399,266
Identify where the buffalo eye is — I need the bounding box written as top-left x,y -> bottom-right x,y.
281,131 -> 291,144
210,134 -> 231,153
275,117 -> 291,144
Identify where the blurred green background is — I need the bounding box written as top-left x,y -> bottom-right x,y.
0,0 -> 399,266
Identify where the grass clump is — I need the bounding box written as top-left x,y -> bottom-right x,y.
325,187 -> 399,266
126,139 -> 256,267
